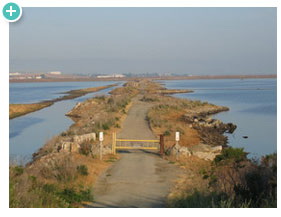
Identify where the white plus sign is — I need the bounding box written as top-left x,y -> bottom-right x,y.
6,6 -> 17,16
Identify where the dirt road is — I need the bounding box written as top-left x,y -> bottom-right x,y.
89,96 -> 181,208
118,96 -> 157,140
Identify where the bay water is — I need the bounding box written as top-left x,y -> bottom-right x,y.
161,78 -> 277,159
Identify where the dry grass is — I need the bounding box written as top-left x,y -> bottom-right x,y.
29,152 -> 117,188
10,102 -> 53,119
166,155 -> 211,205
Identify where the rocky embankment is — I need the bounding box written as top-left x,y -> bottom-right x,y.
145,89 -> 237,161
169,112 -> 237,161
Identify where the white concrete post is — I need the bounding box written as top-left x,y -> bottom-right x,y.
175,131 -> 180,145
175,131 -> 180,159
99,132 -> 104,160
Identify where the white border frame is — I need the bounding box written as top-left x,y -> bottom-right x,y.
0,0 -> 279,215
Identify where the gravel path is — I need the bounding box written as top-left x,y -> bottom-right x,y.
118,96 -> 157,140
89,96 -> 181,208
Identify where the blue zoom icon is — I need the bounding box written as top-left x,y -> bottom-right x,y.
2,2 -> 22,22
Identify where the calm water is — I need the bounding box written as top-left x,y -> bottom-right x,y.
161,78 -> 277,159
10,81 -> 120,164
10,81 -> 118,104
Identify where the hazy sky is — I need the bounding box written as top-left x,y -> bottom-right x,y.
10,7 -> 277,75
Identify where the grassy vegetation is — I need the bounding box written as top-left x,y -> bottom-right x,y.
9,152 -> 118,207
168,149 -> 277,208
10,156 -> 91,207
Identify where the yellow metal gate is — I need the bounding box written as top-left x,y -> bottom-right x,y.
112,132 -> 160,154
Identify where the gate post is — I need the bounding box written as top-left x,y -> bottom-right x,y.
159,134 -> 164,157
112,132 -> 116,155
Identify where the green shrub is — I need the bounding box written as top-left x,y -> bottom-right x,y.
57,188 -> 93,204
79,142 -> 92,156
42,184 -> 56,193
102,123 -> 110,130
13,166 -> 24,176
163,130 -> 171,136
169,190 -> 229,208
140,96 -> 158,102
214,147 -> 248,164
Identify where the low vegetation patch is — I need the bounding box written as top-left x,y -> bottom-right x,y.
168,150 -> 277,208
10,153 -> 113,207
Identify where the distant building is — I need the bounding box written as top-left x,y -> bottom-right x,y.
97,74 -> 125,78
49,71 -> 62,75
114,74 -> 125,78
9,72 -> 21,76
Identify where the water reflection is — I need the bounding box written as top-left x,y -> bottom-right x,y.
10,117 -> 44,138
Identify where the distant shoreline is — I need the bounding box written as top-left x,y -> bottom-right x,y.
9,74 -> 276,83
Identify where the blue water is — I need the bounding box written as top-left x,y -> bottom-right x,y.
9,81 -> 118,104
9,82 -> 120,164
161,78 -> 277,159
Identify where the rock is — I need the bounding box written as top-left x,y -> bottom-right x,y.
71,143 -> 80,152
189,144 -> 222,161
226,123 -> 237,133
169,143 -> 221,161
170,144 -> 192,157
91,144 -> 112,156
192,151 -> 217,161
61,142 -> 72,152
73,133 -> 96,143
211,145 -> 222,153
